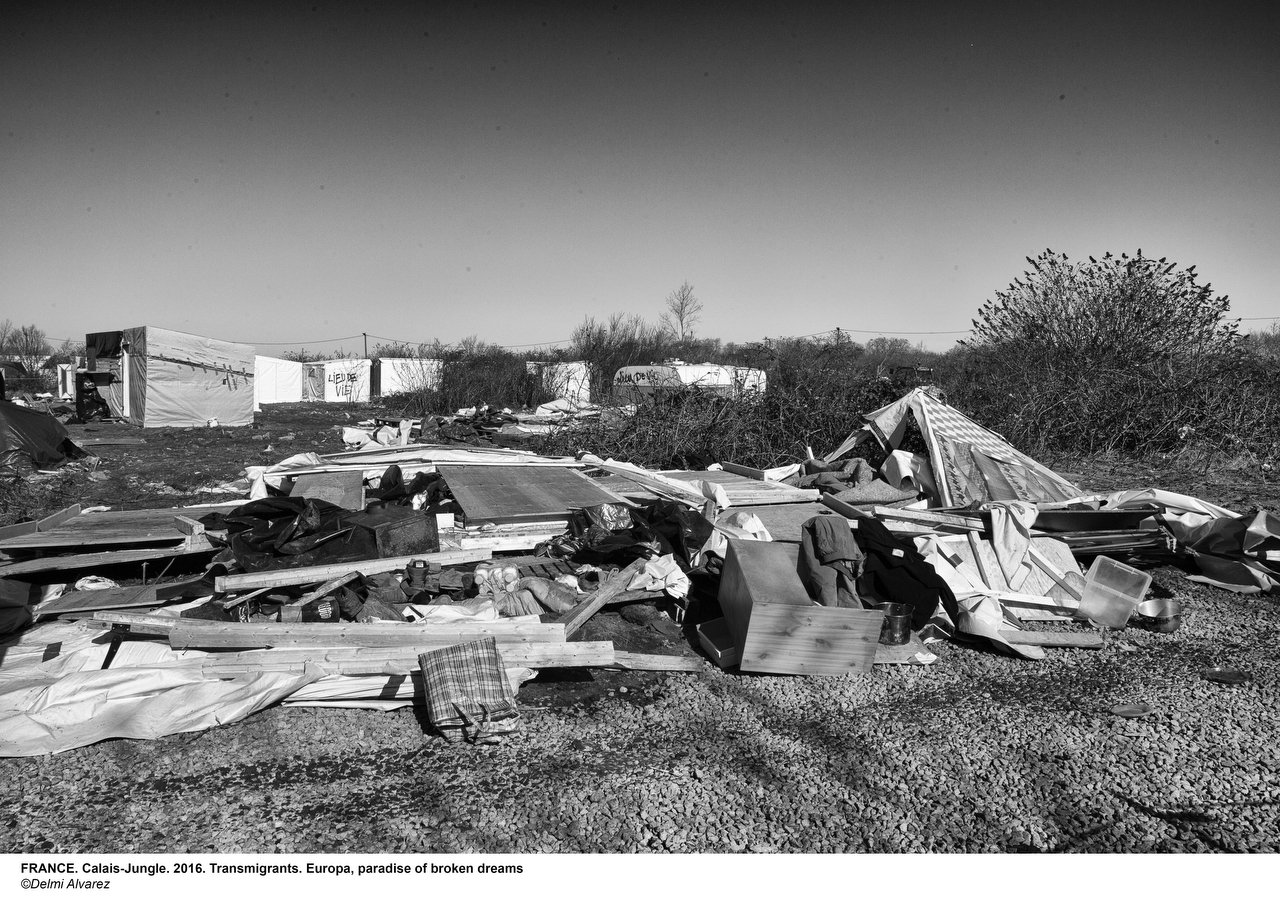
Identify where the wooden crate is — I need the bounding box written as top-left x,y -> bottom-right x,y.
717,539 -> 883,676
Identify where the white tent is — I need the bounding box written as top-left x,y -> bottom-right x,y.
254,356 -> 305,408
307,358 -> 372,402
527,360 -> 592,403
85,327 -> 255,427
375,357 -> 443,397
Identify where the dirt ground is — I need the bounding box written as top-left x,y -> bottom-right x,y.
1,404 -> 1277,854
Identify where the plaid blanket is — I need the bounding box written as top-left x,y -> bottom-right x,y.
418,638 -> 520,744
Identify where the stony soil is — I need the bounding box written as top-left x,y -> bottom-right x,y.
1,409 -> 1277,854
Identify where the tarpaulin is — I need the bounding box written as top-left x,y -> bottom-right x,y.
0,400 -> 83,471
0,622 -> 319,756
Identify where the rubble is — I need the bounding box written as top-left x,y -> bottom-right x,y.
0,385 -> 1274,763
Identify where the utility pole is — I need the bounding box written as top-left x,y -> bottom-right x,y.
362,332 -> 368,359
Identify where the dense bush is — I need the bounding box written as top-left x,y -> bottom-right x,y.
943,250 -> 1277,459
538,375 -> 912,470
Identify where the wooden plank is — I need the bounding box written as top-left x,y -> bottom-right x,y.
172,515 -> 205,537
279,572 -> 360,620
221,586 -> 271,610
458,533 -> 561,552
996,629 -> 1103,649
1012,609 -> 1078,622
819,493 -> 873,521
441,465 -> 629,526
718,461 -> 766,481
586,462 -> 705,507
0,504 -> 230,551
167,621 -> 567,650
613,651 -> 705,672
658,469 -> 819,506
562,558 -> 650,638
172,641 -> 617,677
1027,545 -> 1085,600
212,548 -> 492,592
38,504 -> 84,530
33,585 -> 159,615
0,542 -> 217,578
967,532 -> 998,589
876,506 -> 984,531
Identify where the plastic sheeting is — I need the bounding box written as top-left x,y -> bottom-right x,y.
0,622 -> 319,756
0,400 -> 80,471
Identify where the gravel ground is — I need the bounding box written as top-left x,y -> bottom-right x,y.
1,566 -> 1275,854
2,427 -> 1277,854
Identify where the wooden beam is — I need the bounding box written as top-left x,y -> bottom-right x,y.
562,558 -> 650,638
966,531 -> 997,589
613,651 -> 705,672
221,586 -> 272,610
876,506 -> 983,531
718,461 -> 766,481
278,571 -> 360,620
818,493 -> 871,521
172,515 -> 205,537
168,622 -> 567,650
996,629 -> 1103,649
0,543 -> 217,578
212,548 -> 492,592
1027,545 -> 1084,600
171,640 -> 617,677
38,504 -> 84,531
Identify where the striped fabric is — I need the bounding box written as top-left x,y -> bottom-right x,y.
418,638 -> 520,744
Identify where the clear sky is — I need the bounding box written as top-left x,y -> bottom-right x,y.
3,1 -> 1277,357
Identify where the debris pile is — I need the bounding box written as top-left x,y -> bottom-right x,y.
1,385 -> 1272,757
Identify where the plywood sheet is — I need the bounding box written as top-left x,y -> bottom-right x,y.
610,468 -> 818,505
0,504 -> 238,552
941,534 -> 1081,604
36,586 -> 161,616
289,470 -> 365,510
441,465 -> 628,526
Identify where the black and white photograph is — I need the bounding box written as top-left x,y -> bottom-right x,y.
2,0 -> 1276,908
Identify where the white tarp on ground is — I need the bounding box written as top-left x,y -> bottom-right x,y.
0,621 -> 319,757
377,358 -> 443,396
309,358 -> 372,402
254,355 -> 305,408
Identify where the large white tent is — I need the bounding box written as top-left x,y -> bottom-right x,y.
253,356 -> 305,408
85,327 -> 255,427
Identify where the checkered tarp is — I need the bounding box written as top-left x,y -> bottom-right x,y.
418,638 -> 520,744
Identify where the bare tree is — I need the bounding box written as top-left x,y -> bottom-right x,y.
661,281 -> 704,341
1,322 -> 50,370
